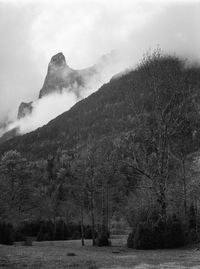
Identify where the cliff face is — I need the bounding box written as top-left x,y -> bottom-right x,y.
17,102 -> 33,119
16,52 -> 104,120
15,52 -> 99,121
39,52 -> 98,99
1,50 -> 122,142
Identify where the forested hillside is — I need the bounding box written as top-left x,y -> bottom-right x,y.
1,51 -> 200,248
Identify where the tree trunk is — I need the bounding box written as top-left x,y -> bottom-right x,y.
80,197 -> 84,246
106,182 -> 109,235
159,182 -> 167,220
90,178 -> 96,246
101,184 -> 107,236
182,158 -> 187,216
196,199 -> 198,234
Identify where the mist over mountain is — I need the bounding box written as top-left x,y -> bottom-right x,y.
0,49 -> 126,139
0,1 -> 199,130
2,1 -> 200,262
1,53 -> 200,160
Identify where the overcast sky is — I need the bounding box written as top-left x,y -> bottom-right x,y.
0,0 -> 200,123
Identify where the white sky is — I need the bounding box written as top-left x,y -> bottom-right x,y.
0,0 -> 200,123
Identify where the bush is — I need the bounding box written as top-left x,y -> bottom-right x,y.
187,228 -> 198,243
67,223 -> 81,239
14,231 -> 26,242
18,220 -> 41,237
16,220 -> 94,242
54,220 -> 68,240
0,222 -> 14,245
71,230 -> 80,240
36,221 -> 54,241
127,231 -> 134,248
133,222 -> 155,249
96,232 -> 109,246
23,237 -> 33,246
164,216 -> 185,248
127,215 -> 185,249
84,225 -> 92,239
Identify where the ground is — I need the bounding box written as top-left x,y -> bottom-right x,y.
0,236 -> 200,269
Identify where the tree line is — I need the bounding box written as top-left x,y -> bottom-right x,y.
1,50 -> 200,248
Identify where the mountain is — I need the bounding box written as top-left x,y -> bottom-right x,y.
38,52 -> 98,99
17,102 -> 33,119
0,127 -> 19,144
16,52 -> 98,120
0,50 -> 122,141
0,54 -> 200,160
16,51 -> 121,120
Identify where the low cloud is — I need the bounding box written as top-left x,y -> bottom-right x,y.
5,58 -> 127,135
7,91 -> 77,134
0,0 -> 200,136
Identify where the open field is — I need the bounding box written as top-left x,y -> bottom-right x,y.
0,237 -> 200,269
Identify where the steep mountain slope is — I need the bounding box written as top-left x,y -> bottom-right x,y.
0,50 -> 123,142
17,51 -> 120,120
0,76 -> 132,158
0,55 -> 200,160
17,102 -> 33,119
38,52 -> 98,99
16,52 -> 99,120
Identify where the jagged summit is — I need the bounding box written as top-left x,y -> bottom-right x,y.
38,52 -> 99,99
1,50 -> 119,142
16,51 -> 115,123
17,102 -> 33,119
48,52 -> 70,71
50,52 -> 66,65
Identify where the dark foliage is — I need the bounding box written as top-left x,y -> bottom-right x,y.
0,222 -> 14,245
186,204 -> 198,243
96,232 -> 110,247
0,219 -> 96,243
84,225 -> 98,239
13,220 -> 96,242
17,220 -> 41,237
188,203 -> 196,230
14,231 -> 26,242
127,215 -> 185,249
127,231 -> 135,248
54,219 -> 69,240
84,225 -> 93,239
37,220 -> 55,241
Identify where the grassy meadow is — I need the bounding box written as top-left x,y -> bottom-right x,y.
0,236 -> 200,269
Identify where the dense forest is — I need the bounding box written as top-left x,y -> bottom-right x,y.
1,50 -> 200,249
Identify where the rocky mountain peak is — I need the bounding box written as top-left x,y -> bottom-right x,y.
48,52 -> 68,69
17,102 -> 33,119
38,51 -> 99,99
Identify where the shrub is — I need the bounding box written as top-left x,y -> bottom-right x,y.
71,230 -> 80,240
14,231 -> 26,242
36,221 -> 54,241
96,232 -> 109,246
54,220 -> 68,240
84,225 -> 92,239
23,237 -> 33,246
188,204 -> 196,230
133,222 -> 155,249
127,231 -> 134,248
0,222 -> 14,245
127,215 -> 185,249
16,219 -> 93,241
187,228 -> 198,243
84,225 -> 98,239
164,216 -> 185,248
18,220 -> 41,237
